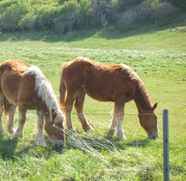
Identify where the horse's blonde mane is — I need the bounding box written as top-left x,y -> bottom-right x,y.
24,66 -> 62,114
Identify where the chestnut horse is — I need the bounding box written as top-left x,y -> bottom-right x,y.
0,61 -> 64,146
60,57 -> 158,139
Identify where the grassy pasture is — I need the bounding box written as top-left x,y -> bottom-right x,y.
0,26 -> 186,180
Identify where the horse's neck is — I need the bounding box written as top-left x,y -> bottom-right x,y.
134,84 -> 152,113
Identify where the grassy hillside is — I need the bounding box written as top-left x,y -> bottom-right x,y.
0,24 -> 186,180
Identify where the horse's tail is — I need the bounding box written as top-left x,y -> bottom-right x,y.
0,62 -> 14,114
59,71 -> 66,111
0,62 -> 12,74
0,62 -> 12,91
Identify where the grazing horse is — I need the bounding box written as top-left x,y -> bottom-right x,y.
0,61 -> 64,146
60,57 -> 158,140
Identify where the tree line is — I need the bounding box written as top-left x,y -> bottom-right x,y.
0,0 -> 185,33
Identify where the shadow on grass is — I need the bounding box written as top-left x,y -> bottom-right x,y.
0,136 -> 18,160
0,133 -> 151,160
0,136 -> 63,160
106,137 -> 151,151
0,30 -> 97,43
15,143 -> 57,159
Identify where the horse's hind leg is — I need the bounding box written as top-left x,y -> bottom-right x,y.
0,96 -> 4,134
14,107 -> 27,138
63,89 -> 75,130
7,105 -> 16,134
75,91 -> 92,132
35,110 -> 46,146
0,108 -> 3,134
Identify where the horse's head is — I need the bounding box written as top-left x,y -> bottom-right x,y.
45,111 -> 64,146
138,103 -> 158,139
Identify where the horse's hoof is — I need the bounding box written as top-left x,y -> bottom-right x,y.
0,131 -> 3,135
13,129 -> 23,138
48,138 -> 64,151
106,129 -> 115,138
85,125 -> 94,133
82,122 -> 93,132
35,135 -> 47,147
116,131 -> 127,140
0,127 -> 4,135
7,127 -> 14,134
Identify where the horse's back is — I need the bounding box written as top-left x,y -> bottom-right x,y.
61,57 -> 140,102
61,57 -> 92,89
0,60 -> 28,74
0,61 -> 36,106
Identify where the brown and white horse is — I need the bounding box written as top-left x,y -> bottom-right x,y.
0,61 -> 64,146
60,57 -> 158,140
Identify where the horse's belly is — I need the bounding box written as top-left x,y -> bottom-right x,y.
85,87 -> 115,102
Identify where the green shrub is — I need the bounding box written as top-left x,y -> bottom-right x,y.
115,2 -> 154,31
0,0 -> 184,33
34,6 -> 59,31
0,1 -> 28,31
53,0 -> 91,33
18,12 -> 37,31
117,0 -> 144,11
90,0 -> 114,27
53,1 -> 79,33
168,0 -> 186,10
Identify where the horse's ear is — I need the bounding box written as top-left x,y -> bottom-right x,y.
152,103 -> 158,111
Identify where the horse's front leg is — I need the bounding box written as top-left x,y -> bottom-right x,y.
7,105 -> 16,134
116,103 -> 126,139
35,110 -> 47,147
107,102 -> 126,139
107,102 -> 118,138
13,106 -> 27,138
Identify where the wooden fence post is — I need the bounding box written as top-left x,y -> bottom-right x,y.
163,109 -> 170,181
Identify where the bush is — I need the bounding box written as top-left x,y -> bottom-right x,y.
0,1 -> 28,31
34,6 -> 59,31
90,0 -> 114,27
168,0 -> 186,10
0,0 -> 184,33
153,2 -> 179,25
117,0 -> 144,11
18,13 -> 37,31
115,0 -> 179,31
53,0 -> 91,33
115,2 -> 154,31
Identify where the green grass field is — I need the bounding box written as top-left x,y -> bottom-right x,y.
0,25 -> 186,181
